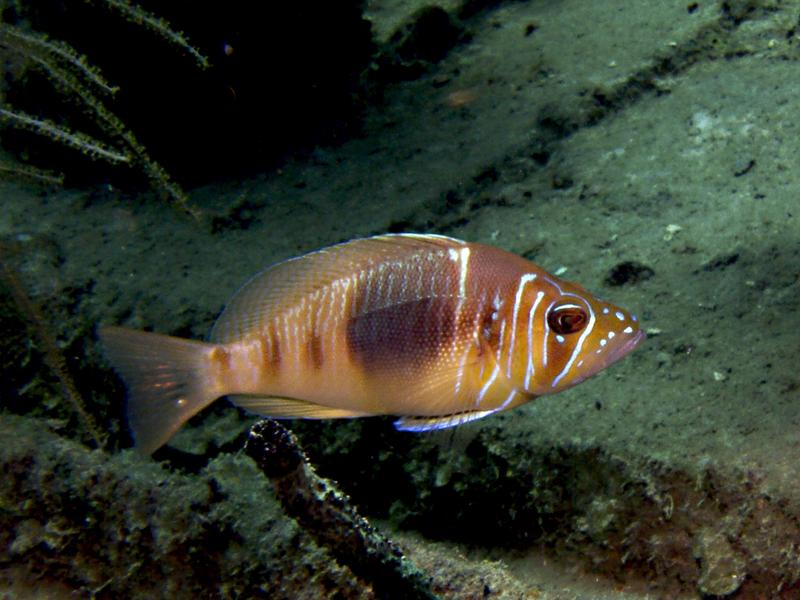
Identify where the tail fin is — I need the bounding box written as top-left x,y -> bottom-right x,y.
98,326 -> 219,454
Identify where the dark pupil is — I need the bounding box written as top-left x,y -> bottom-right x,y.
548,306 -> 588,335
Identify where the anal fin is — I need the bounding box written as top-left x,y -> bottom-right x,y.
230,395 -> 370,420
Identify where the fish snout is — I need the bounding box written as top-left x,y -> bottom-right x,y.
607,327 -> 646,364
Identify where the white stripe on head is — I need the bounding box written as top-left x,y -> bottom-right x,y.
458,247 -> 470,296
551,293 -> 596,388
496,319 -> 506,364
476,363 -> 500,407
499,388 -> 519,410
524,290 -> 545,389
542,299 -> 555,368
507,273 -> 537,379
540,275 -> 568,369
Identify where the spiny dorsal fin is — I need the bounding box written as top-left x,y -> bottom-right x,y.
210,234 -> 466,344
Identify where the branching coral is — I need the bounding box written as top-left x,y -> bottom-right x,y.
0,1 -> 209,216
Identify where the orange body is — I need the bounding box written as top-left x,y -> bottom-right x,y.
100,234 -> 644,453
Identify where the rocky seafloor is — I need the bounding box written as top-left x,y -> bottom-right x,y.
2,1 -> 800,598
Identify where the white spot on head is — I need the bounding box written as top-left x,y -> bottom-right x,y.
599,338 -> 607,347
555,334 -> 565,343
615,311 -> 625,321
602,307 -> 610,314
623,326 -> 634,334
608,331 -> 616,339
632,314 -> 638,322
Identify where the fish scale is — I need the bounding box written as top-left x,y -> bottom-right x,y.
99,233 -> 645,454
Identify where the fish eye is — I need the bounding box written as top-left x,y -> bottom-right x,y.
547,303 -> 588,335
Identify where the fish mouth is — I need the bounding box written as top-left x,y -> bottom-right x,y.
608,329 -> 646,363
568,329 -> 646,388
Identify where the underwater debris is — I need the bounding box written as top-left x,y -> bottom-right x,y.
245,419 -> 439,600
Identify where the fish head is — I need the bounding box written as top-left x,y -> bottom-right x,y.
515,273 -> 645,395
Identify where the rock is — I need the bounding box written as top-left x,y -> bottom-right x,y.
693,528 -> 746,597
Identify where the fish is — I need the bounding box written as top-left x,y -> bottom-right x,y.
99,233 -> 645,454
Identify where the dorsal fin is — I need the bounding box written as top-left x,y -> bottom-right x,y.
209,234 -> 466,344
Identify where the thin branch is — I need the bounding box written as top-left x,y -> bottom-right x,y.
0,241 -> 107,450
93,0 -> 210,70
0,23 -> 118,95
0,160 -> 64,186
0,107 -> 130,164
245,420 -> 439,600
